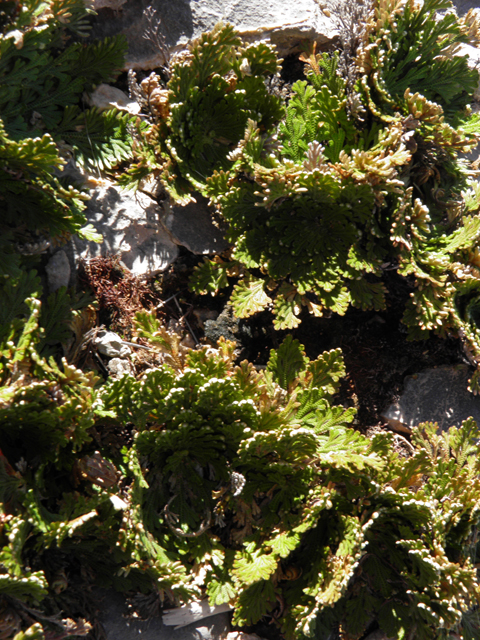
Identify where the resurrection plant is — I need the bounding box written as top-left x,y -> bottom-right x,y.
95,313 -> 480,640
124,1 -> 480,389
3,1 -> 480,639
1,303 -> 480,638
0,0 -> 134,279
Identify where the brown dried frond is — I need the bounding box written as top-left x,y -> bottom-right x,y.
79,255 -> 161,333
140,72 -> 170,119
303,141 -> 327,171
143,6 -> 171,72
127,69 -> 146,110
460,8 -> 480,48
404,88 -> 444,124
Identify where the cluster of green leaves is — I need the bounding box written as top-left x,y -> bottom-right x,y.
120,22 -> 284,203
124,1 -> 480,389
0,275 -> 120,638
3,1 -> 480,639
0,3 -> 146,635
357,0 -> 480,119
94,312 -> 480,640
1,300 -> 480,639
0,0 -> 133,278
190,0 -> 480,336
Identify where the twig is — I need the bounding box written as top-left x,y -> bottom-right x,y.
174,296 -> 199,345
120,340 -> 153,351
156,292 -> 180,309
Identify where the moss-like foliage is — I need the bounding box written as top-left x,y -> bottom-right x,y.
125,1 -> 480,388
120,22 -> 284,203
186,2 -> 480,391
0,0 -> 133,278
1,304 -> 480,638
3,2 -> 480,639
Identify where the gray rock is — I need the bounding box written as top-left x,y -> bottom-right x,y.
162,195 -> 230,255
107,357 -> 135,378
85,83 -> 141,114
203,305 -> 255,354
87,0 -> 336,71
381,364 -> 480,434
95,330 -> 132,357
96,589 -> 231,640
45,250 -> 71,292
72,184 -> 178,277
452,0 -> 480,14
203,306 -> 244,345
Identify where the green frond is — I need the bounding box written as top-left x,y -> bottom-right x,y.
57,106 -> 135,171
233,580 -> 277,626
266,335 -> 308,391
233,549 -> 278,584
37,286 -> 74,356
207,577 -> 236,606
0,570 -> 48,604
189,258 -> 231,296
73,35 -> 127,89
231,276 -> 272,318
272,284 -> 303,330
0,270 -> 40,330
236,41 -> 280,78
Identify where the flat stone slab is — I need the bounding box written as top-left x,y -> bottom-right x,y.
72,184 -> 179,277
88,0 -> 336,71
96,590 -> 231,640
381,364 -> 480,433
162,195 -> 230,255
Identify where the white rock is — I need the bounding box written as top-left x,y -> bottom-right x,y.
107,357 -> 135,378
138,173 -> 163,199
85,83 -> 140,114
45,250 -> 71,292
162,600 -> 233,629
72,184 -> 178,277
95,330 -> 131,358
87,0 -> 336,71
225,633 -> 265,640
456,43 -> 480,101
